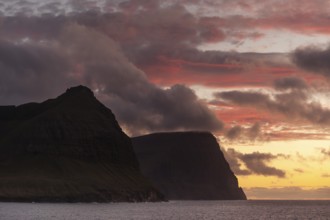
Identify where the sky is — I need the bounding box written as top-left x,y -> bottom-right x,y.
0,0 -> 329,200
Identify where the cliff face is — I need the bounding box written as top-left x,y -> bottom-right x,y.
0,85 -> 164,202
132,132 -> 246,200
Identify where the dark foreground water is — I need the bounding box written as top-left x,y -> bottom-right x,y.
0,200 -> 329,220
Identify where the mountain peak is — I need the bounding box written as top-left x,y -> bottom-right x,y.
64,85 -> 94,96
54,85 -> 97,106
0,86 -> 164,202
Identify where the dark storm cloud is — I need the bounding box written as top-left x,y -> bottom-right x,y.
226,125 -> 242,140
0,15 -> 67,40
60,24 -> 223,134
0,1 -> 294,93
273,77 -> 308,91
292,45 -> 330,77
0,5 -> 240,84
0,0 -> 295,135
0,3 -> 285,75
0,40 -> 73,104
0,0 -> 233,134
0,0 -> 112,16
221,148 -> 251,176
223,148 -> 287,177
0,23 -> 223,134
239,151 -> 286,177
1,3 -> 221,45
71,4 -> 231,67
215,78 -> 330,126
218,91 -> 269,106
225,122 -> 267,142
248,122 -> 264,140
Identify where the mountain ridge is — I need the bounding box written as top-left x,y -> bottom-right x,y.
0,85 -> 164,202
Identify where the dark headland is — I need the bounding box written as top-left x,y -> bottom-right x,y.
132,132 -> 247,200
0,85 -> 246,202
0,86 -> 163,202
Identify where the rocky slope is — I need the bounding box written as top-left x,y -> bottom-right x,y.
132,132 -> 246,200
0,85 -> 164,202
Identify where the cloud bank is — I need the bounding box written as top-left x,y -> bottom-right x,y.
0,2 -> 227,135
223,148 -> 287,178
2,0 -> 330,138
215,77 -> 330,127
225,122 -> 269,143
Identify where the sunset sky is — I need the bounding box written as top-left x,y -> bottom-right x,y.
0,0 -> 330,199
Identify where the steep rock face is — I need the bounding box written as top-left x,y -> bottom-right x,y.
0,85 -> 164,202
132,132 -> 246,200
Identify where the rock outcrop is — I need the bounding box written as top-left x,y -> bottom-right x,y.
132,132 -> 246,200
0,85 -> 164,202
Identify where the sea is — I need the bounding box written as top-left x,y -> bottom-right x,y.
0,200 -> 329,220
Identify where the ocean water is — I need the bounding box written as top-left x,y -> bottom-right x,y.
0,200 -> 329,220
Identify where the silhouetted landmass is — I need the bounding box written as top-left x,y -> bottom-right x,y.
132,132 -> 246,200
0,86 -> 164,202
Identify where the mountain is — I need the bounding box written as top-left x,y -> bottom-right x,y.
132,132 -> 246,200
0,85 -> 164,202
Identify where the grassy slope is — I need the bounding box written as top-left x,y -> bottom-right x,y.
0,155 -> 160,202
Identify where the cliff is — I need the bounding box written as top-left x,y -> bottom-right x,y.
0,85 -> 164,202
132,132 -> 246,200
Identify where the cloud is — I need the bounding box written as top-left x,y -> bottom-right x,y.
0,0 -> 119,16
0,22 -> 223,135
1,0 -> 287,135
222,148 -> 251,176
223,148 -> 287,177
293,45 -> 330,77
4,0 -> 330,39
61,23 -> 223,134
273,77 -> 308,91
225,125 -> 242,140
248,122 -> 264,140
320,148 -> 330,158
245,187 -> 330,200
197,0 -> 330,36
0,40 -> 73,104
131,48 -> 292,87
1,0 -> 326,137
217,91 -> 270,106
0,2 -> 227,135
0,1 -> 298,90
239,152 -> 287,178
215,77 -> 330,126
294,168 -> 304,173
1,3 -> 225,46
225,122 -> 268,142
